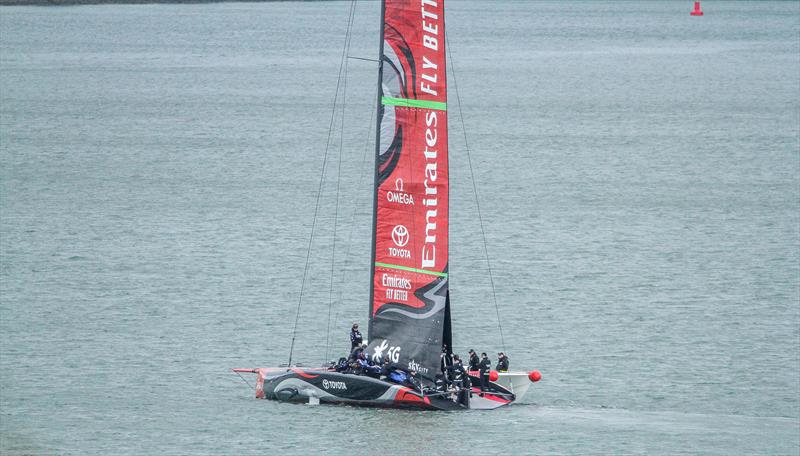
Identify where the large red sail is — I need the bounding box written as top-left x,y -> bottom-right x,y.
367,0 -> 449,383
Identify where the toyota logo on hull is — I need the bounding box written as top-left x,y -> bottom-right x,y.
322,379 -> 347,390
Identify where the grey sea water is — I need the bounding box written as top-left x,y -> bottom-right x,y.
1,1 -> 798,454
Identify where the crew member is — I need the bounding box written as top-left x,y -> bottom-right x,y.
441,344 -> 454,382
348,343 -> 367,364
435,373 -> 447,392
379,355 -> 392,379
352,351 -> 373,375
468,349 -> 480,372
362,354 -> 382,378
496,352 -> 509,372
350,323 -> 363,349
448,354 -> 469,389
478,352 -> 491,395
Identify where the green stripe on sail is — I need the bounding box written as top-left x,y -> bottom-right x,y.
381,96 -> 447,111
375,262 -> 448,278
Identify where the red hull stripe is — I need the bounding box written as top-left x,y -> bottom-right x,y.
291,369 -> 320,379
470,388 -> 511,404
394,387 -> 431,405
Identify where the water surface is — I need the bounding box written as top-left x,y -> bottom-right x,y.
1,1 -> 798,454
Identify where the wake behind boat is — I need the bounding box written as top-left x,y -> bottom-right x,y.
235,0 -> 541,410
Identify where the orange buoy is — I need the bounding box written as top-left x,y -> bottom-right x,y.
691,1 -> 704,16
528,370 -> 542,382
489,370 -> 499,382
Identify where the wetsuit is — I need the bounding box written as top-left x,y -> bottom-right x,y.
349,346 -> 363,360
350,328 -> 363,349
448,361 -> 468,389
441,352 -> 454,383
496,356 -> 509,372
478,357 -> 491,393
468,352 -> 480,372
379,362 -> 392,379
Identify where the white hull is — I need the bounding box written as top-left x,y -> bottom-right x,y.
496,371 -> 533,400
468,370 -> 535,403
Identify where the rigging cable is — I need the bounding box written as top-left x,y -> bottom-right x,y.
324,0 -> 358,364
234,371 -> 254,391
288,0 -> 358,367
445,34 -> 507,353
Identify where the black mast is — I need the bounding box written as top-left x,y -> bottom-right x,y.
367,0 -> 387,340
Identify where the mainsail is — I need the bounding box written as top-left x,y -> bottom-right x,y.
367,0 -> 450,384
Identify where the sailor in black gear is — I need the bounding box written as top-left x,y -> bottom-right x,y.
478,352 -> 491,394
353,352 -> 369,374
468,349 -> 480,372
435,373 -> 447,392
350,323 -> 363,349
496,352 -> 509,372
348,343 -> 367,364
440,344 -> 454,382
448,355 -> 469,389
379,355 -> 392,379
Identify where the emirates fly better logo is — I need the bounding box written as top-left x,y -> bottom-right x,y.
391,225 -> 409,247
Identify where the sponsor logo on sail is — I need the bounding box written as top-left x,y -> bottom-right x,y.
321,379 -> 347,390
391,225 -> 409,247
383,272 -> 410,301
382,273 -> 412,290
407,359 -> 429,375
388,224 -> 412,260
420,0 -> 442,97
420,111 -> 439,269
372,340 -> 401,363
387,178 -> 414,205
418,0 -> 443,270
